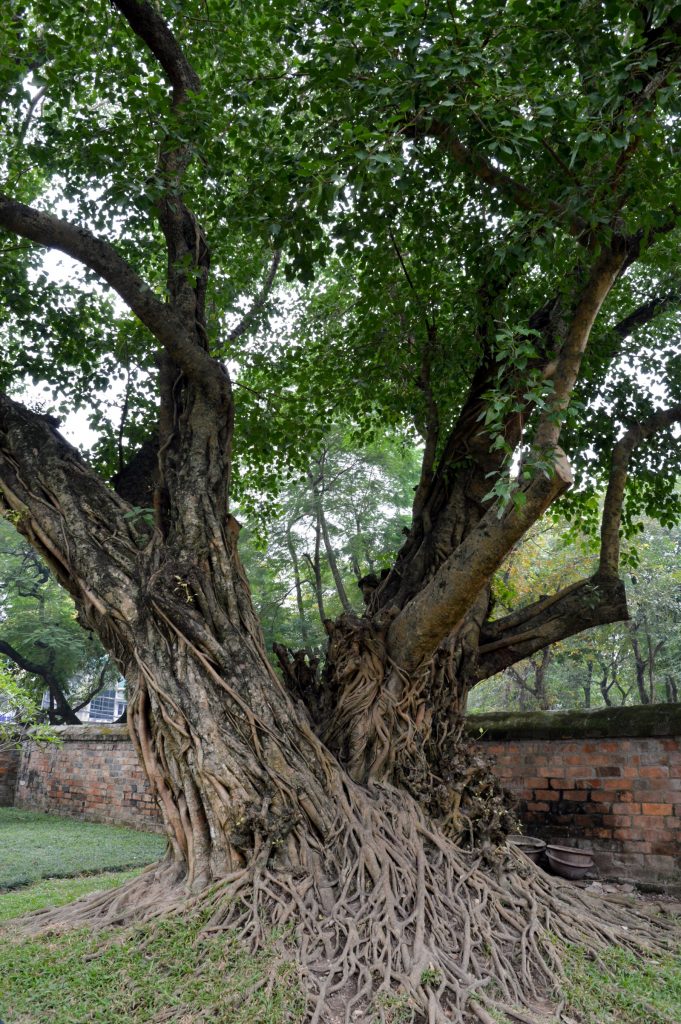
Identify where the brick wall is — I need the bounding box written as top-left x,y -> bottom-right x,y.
0,744 -> 20,806
468,704 -> 681,884
14,725 -> 163,832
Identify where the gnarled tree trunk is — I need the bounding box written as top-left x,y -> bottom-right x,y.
2,4 -> 681,1021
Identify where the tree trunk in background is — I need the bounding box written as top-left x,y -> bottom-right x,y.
286,522 -> 310,646
583,662 -> 593,709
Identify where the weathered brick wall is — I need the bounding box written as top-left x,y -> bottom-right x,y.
15,725 -> 163,832
0,744 -> 20,805
467,704 -> 681,884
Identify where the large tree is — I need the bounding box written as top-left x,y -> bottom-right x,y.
1,2 -> 680,1021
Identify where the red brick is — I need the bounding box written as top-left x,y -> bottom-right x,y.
641,803 -> 673,815
602,815 -> 631,828
639,765 -> 669,778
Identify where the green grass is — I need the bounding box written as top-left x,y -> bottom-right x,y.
564,943 -> 681,1024
0,807 -> 167,888
0,905 -> 305,1024
0,869 -> 143,922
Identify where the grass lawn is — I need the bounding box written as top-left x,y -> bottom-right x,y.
0,877 -> 305,1024
0,807 -> 167,888
0,869 -> 144,922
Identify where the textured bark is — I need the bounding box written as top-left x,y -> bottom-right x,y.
0,394 -> 339,890
3,5 -> 681,1020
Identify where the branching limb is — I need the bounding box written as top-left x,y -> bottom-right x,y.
227,250 -> 282,345
0,196 -> 218,389
387,448 -> 573,672
475,576 -> 627,681
0,638 -> 82,723
612,288 -> 681,339
600,403 -> 681,577
534,246 -> 626,451
412,324 -> 441,522
423,120 -> 590,240
112,0 -> 200,101
111,0 -> 211,337
475,403 -> 681,679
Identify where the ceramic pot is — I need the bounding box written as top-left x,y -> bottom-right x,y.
508,835 -> 546,863
546,843 -> 594,880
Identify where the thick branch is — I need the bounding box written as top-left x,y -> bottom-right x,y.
425,120 -> 590,240
412,325 -> 440,521
475,575 -> 628,680
600,404 -> 681,576
0,196 -> 217,387
534,247 -> 626,450
613,289 -> 681,338
475,402 -> 681,678
387,449 -> 573,671
112,0 -> 200,101
0,392 -> 139,630
0,637 -> 50,681
112,0 -> 212,341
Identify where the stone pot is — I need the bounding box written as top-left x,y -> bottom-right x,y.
546,843 -> 594,880
508,835 -> 546,863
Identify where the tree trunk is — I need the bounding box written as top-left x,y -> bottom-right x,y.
583,662 -> 593,708
304,519 -> 328,624
286,521 -> 310,646
630,630 -> 651,704
314,489 -> 352,613
0,394 -> 340,893
665,674 -> 678,703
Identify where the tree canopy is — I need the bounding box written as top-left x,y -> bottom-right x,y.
1,3 -> 681,1022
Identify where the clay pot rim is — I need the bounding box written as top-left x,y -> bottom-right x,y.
546,843 -> 594,858
508,835 -> 546,849
546,850 -> 594,868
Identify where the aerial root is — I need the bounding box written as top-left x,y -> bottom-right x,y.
196,783 -> 678,1024
11,783 -> 680,1024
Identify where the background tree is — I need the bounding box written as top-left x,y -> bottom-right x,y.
470,515 -> 681,712
1,3 -> 680,1021
0,668 -> 59,753
243,428 -> 419,653
0,518 -> 118,723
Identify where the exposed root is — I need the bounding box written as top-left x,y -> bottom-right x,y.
17,858 -> 187,934
18,782 -> 678,1024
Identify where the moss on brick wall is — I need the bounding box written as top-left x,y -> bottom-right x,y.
465,703 -> 681,741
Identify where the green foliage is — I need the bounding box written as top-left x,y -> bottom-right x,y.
0,808 -> 166,889
0,517 -> 118,719
1,0 -> 680,534
0,670 -> 58,751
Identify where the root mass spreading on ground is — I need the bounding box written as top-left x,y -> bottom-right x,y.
19,783 -> 679,1024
